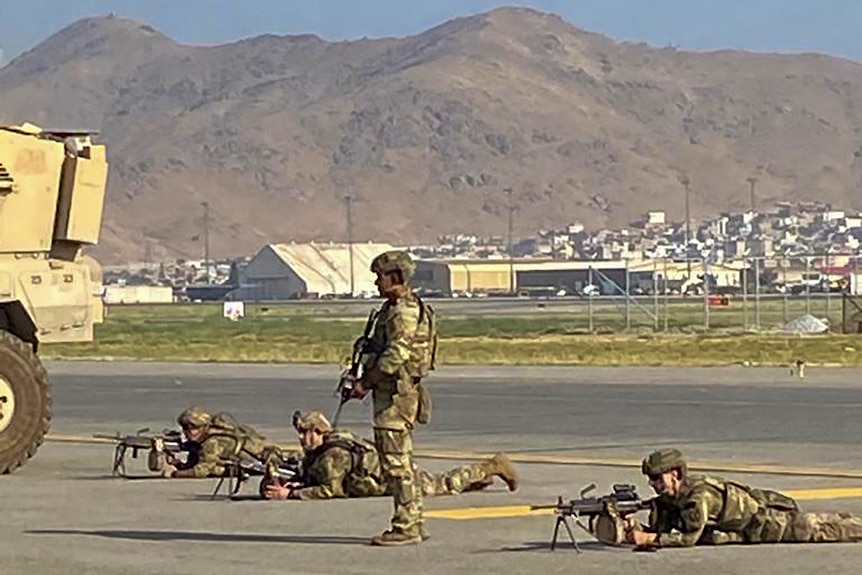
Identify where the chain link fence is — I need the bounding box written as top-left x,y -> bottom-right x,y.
578,253 -> 860,334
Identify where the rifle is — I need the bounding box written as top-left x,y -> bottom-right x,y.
530,483 -> 653,552
332,308 -> 380,427
93,428 -> 185,477
211,454 -> 302,500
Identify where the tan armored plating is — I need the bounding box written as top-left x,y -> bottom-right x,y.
0,122 -> 107,473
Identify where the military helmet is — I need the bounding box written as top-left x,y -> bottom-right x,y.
641,448 -> 687,476
177,406 -> 212,428
370,250 -> 414,282
292,410 -> 332,433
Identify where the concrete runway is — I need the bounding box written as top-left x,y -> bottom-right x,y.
3,361 -> 862,574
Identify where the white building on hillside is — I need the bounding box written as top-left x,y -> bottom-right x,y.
232,242 -> 398,300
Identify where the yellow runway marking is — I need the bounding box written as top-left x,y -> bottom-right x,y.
427,487 -> 862,520
416,450 -> 862,480
46,436 -> 862,479
45,434 -> 301,451
785,487 -> 862,500
426,505 -> 554,520
47,434 -> 116,444
43,435 -> 862,520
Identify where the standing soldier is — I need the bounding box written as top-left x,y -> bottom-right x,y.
349,250 -> 437,546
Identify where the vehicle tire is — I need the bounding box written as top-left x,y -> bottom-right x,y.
0,330 -> 51,474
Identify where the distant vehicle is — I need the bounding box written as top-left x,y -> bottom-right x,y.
517,286 -> 566,298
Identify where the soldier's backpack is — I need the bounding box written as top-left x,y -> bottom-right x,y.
410,296 -> 437,424
409,295 -> 438,378
209,412 -> 271,460
306,430 -> 382,495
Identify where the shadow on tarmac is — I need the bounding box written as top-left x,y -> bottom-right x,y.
25,529 -> 369,546
490,540 -> 618,553
63,474 -> 166,481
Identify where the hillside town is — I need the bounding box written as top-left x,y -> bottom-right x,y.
102,200 -> 861,302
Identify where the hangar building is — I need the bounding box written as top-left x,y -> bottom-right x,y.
232,242 -> 396,300
414,259 -> 639,296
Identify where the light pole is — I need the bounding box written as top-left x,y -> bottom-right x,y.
201,201 -> 210,285
344,194 -> 355,297
747,177 -> 758,213
679,176 -> 691,277
747,176 -> 760,329
504,187 -> 515,294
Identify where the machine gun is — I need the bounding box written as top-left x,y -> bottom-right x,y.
332,308 -> 380,426
211,454 -> 302,500
93,428 -> 185,477
530,483 -> 653,552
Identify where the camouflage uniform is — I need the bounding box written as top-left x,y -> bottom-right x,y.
165,407 -> 282,478
299,451 -> 506,499
641,449 -> 862,547
289,412 -> 518,499
360,251 -> 437,545
417,454 -> 518,496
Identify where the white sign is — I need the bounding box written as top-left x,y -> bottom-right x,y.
223,301 -> 245,321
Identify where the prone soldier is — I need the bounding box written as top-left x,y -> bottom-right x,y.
150,406 -> 283,479
263,410 -> 518,501
625,448 -> 862,547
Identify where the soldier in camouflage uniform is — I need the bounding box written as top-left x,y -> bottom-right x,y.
348,250 -> 437,546
264,411 -> 519,501
152,406 -> 281,479
625,448 -> 862,547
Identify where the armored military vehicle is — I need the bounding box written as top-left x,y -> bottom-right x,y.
0,123 -> 107,473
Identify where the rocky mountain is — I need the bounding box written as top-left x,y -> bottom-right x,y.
2,7 -> 862,263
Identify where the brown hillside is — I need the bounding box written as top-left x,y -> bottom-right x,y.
2,7 -> 861,263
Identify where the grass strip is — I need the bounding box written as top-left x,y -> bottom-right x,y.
38,304 -> 861,366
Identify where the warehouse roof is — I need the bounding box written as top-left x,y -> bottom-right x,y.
270,241 -> 398,296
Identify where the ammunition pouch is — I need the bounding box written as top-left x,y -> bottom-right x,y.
416,379 -> 432,425
593,502 -> 626,546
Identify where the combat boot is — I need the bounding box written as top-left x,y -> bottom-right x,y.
837,513 -> 862,541
370,529 -> 422,547
479,453 -> 519,492
419,523 -> 431,541
466,477 -> 495,492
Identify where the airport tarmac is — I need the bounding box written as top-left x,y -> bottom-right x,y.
3,361 -> 862,574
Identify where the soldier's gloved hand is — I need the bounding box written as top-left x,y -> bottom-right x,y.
625,526 -> 657,547
265,484 -> 297,500
624,516 -> 642,531
351,379 -> 370,400
161,463 -> 178,478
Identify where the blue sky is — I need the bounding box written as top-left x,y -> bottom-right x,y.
3,1 -> 862,63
